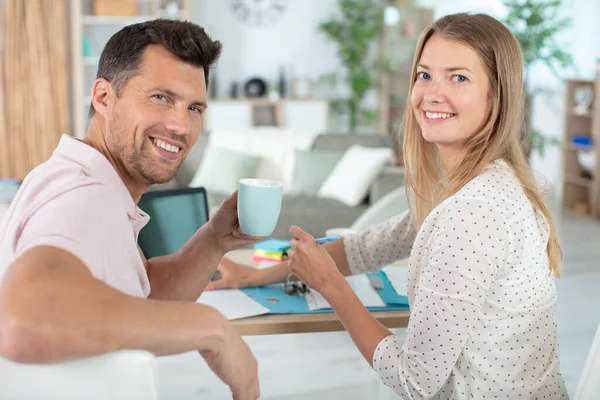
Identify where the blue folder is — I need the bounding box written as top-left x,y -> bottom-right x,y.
240,271 -> 409,314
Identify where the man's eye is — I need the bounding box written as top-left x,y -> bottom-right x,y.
417,71 -> 431,80
153,94 -> 167,101
452,75 -> 468,83
189,106 -> 202,114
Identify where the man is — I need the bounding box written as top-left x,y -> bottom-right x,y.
0,20 -> 259,400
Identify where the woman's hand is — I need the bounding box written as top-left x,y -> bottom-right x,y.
205,257 -> 260,290
288,226 -> 345,294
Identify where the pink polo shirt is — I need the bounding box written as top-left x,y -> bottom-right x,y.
0,135 -> 151,297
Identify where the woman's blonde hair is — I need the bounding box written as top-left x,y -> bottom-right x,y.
402,13 -> 562,275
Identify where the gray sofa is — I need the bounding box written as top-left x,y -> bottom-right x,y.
152,133 -> 404,239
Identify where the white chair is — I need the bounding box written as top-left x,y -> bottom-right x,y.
327,187 -> 409,237
574,320 -> 600,399
0,350 -> 159,400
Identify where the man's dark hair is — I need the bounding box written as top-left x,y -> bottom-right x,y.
89,19 -> 222,117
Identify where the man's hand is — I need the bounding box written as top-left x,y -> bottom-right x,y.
200,323 -> 260,400
208,191 -> 263,253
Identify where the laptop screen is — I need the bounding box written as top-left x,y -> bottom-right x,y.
137,187 -> 209,259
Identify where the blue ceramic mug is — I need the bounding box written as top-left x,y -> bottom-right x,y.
238,179 -> 283,236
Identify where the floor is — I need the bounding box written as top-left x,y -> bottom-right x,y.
157,210 -> 600,399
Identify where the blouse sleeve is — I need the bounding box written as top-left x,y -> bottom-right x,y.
372,197 -> 513,398
343,209 -> 418,275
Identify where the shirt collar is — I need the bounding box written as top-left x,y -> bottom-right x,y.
54,134 -> 143,219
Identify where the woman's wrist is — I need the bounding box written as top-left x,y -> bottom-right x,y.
319,272 -> 349,304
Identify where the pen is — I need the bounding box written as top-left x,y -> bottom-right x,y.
283,235 -> 342,255
314,235 -> 342,244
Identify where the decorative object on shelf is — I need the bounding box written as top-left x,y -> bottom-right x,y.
318,0 -> 383,134
82,36 -> 93,57
244,77 -> 268,98
278,65 -> 287,98
573,85 -> 594,115
503,0 -> 574,159
230,81 -> 239,98
577,150 -> 596,177
291,78 -> 311,99
571,135 -> 593,149
229,0 -> 289,26
163,1 -> 180,18
93,0 -> 137,16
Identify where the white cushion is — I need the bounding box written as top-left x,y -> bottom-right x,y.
207,128 -> 317,193
318,145 -> 393,207
188,146 -> 262,195
0,350 -> 159,400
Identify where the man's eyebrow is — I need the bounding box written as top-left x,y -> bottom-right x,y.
148,86 -> 207,109
417,63 -> 473,73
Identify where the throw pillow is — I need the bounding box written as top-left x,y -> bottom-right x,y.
317,145 -> 393,207
188,146 -> 262,195
290,149 -> 344,195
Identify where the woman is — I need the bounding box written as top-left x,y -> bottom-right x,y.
208,13 -> 567,399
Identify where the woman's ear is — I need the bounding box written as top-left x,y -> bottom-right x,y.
90,78 -> 112,117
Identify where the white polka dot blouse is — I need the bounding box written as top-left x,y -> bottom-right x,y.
343,160 -> 568,399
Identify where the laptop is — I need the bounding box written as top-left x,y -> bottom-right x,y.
137,187 -> 210,259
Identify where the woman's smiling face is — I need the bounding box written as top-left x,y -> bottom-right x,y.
411,36 -> 490,152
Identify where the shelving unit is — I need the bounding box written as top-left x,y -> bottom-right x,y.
68,0 -> 192,138
377,1 -> 433,137
561,78 -> 600,218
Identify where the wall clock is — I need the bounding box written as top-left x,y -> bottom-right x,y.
230,0 -> 289,26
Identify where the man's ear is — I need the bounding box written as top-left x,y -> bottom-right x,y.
91,78 -> 112,117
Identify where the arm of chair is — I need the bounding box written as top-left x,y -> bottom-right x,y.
0,350 -> 159,400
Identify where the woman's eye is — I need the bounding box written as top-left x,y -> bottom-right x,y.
417,71 -> 431,80
452,75 -> 468,83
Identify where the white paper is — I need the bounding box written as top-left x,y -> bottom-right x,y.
305,274 -> 385,310
382,266 -> 409,296
197,289 -> 269,320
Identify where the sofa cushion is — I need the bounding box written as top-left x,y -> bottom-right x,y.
189,147 -> 261,195
207,128 -> 317,193
318,145 -> 393,207
290,149 -> 344,195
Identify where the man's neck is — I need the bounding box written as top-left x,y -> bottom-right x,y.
83,119 -> 149,204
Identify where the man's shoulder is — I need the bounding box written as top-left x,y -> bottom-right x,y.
19,157 -> 119,214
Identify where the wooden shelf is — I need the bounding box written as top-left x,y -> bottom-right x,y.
81,15 -> 155,25
568,109 -> 594,118
562,78 -> 600,218
565,175 -> 593,188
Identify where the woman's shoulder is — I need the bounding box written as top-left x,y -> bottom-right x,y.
455,159 -> 526,206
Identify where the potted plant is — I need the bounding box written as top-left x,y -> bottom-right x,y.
503,0 -> 574,158
318,0 -> 384,134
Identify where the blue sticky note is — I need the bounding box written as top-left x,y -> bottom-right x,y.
253,238 -> 290,252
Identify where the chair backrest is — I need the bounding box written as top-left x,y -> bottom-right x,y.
350,187 -> 409,231
0,350 -> 159,400
575,320 -> 600,399
138,187 -> 210,258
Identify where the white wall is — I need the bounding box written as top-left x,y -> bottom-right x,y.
193,0 -> 343,99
